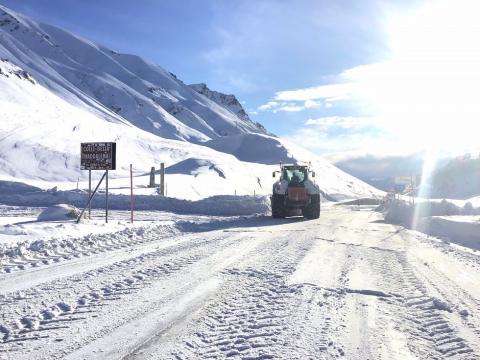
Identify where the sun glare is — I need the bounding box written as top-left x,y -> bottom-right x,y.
347,0 -> 480,156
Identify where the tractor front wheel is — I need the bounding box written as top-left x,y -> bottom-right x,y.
302,195 -> 320,219
271,194 -> 286,218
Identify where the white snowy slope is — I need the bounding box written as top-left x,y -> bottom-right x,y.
0,59 -> 275,199
0,5 -> 380,200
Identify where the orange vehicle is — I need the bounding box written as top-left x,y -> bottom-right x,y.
271,163 -> 320,219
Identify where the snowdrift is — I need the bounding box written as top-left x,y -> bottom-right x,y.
0,181 -> 270,216
37,204 -> 80,221
380,199 -> 480,251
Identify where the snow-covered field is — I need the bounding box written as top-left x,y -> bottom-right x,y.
0,204 -> 479,359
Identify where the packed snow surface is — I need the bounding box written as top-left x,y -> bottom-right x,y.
0,204 -> 479,359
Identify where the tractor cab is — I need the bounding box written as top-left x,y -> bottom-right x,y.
282,165 -> 309,186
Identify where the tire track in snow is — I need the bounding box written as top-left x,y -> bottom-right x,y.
0,233 -> 233,354
146,236 -> 344,360
355,244 -> 478,359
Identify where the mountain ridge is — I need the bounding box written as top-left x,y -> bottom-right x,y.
0,5 -> 266,142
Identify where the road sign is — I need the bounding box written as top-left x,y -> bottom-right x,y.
80,142 -> 116,170
394,184 -> 405,193
394,176 -> 416,187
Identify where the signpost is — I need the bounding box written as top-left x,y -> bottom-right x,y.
394,175 -> 416,204
80,142 -> 116,171
78,142 -> 116,223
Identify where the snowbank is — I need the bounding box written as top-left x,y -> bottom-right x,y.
0,181 -> 270,216
418,216 -> 480,250
37,204 -> 80,221
381,199 -> 479,227
380,199 -> 480,250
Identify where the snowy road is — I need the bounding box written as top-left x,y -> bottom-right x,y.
1,206 -> 479,359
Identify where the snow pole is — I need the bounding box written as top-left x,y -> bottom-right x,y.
88,170 -> 91,219
130,164 -> 134,223
105,169 -> 109,223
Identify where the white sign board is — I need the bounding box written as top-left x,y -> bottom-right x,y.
394,176 -> 416,187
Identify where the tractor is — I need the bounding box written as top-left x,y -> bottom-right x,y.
271,163 -> 320,219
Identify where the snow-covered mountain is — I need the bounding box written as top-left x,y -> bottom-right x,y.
0,5 -> 380,200
0,6 -> 266,142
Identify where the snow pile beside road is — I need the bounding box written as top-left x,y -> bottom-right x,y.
419,216 -> 480,250
0,212 -> 270,274
0,221 -> 180,273
382,199 -> 479,227
380,199 -> 480,250
0,181 -> 270,216
37,204 -> 80,221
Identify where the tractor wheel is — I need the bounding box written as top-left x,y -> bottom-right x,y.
271,194 -> 286,218
302,195 -> 320,219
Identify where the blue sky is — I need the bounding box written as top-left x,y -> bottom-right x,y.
2,0 -> 478,158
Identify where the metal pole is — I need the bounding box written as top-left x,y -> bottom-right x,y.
130,164 -> 134,223
77,172 -> 106,223
88,170 -> 91,219
105,169 -> 109,223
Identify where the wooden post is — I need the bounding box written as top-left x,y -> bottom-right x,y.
160,162 -> 165,196
105,169 -> 109,223
149,167 -> 155,188
130,164 -> 134,223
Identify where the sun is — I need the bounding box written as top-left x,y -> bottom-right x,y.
346,0 -> 480,156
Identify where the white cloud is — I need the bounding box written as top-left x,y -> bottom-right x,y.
276,104 -> 305,112
303,99 -> 321,109
258,101 -> 279,111
257,99 -> 322,113
274,83 -> 356,102
304,116 -> 377,129
281,115 -> 413,155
